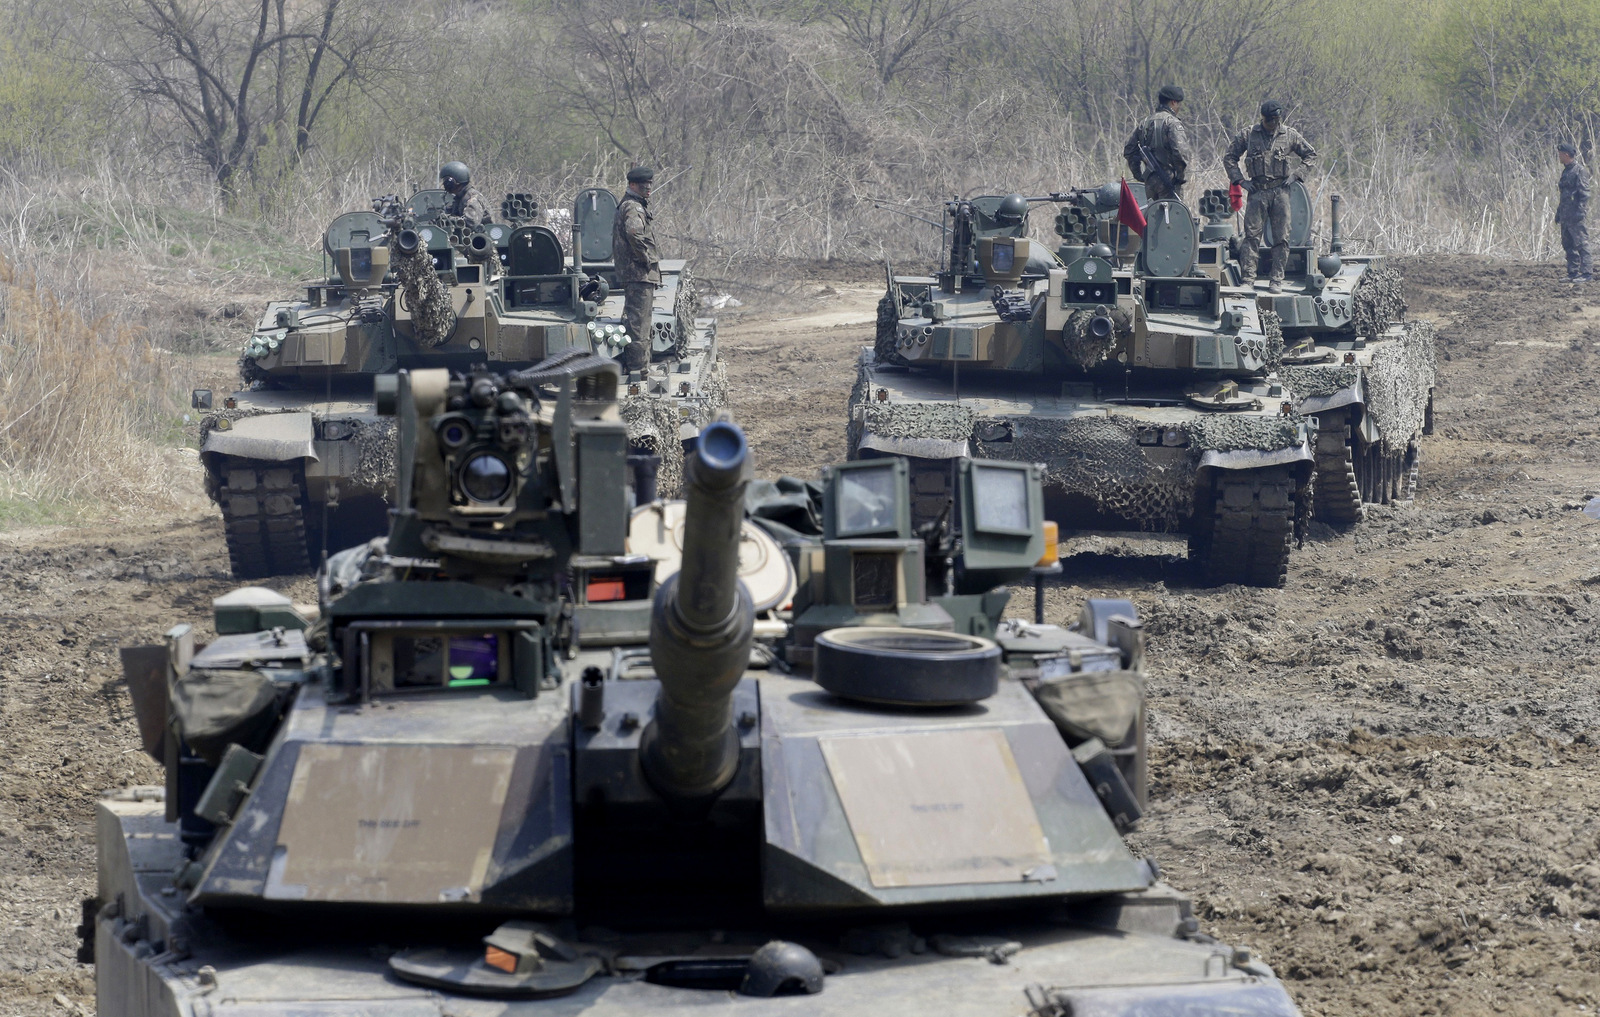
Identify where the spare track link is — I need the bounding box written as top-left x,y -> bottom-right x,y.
218,458 -> 312,578
1193,467 -> 1295,588
1313,409 -> 1364,524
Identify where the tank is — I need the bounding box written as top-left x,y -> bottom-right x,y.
852,184 -> 1314,587
93,360 -> 1302,1016
1199,184 -> 1438,522
191,186 -> 722,578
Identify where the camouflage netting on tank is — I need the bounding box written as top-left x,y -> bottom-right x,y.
622,396 -> 683,498
1260,308 -> 1284,374
393,245 -> 455,347
991,411 -> 1306,529
1363,319 -> 1436,451
198,408 -> 398,501
1351,263 -> 1408,338
1060,308 -> 1125,370
873,291 -> 907,367
621,359 -> 728,499
1283,319 -> 1436,452
347,418 -> 399,497
671,265 -> 700,359
851,349 -> 1305,530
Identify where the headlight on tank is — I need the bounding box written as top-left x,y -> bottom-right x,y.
460,452 -> 512,503
1162,428 -> 1188,447
1136,427 -> 1159,446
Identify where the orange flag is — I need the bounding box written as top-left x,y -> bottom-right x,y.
1118,178 -> 1147,237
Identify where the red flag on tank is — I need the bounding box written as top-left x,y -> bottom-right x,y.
1118,178 -> 1147,237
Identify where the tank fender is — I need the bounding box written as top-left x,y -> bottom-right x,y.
201,412 -> 319,463
1295,378 -> 1363,416
1197,440 -> 1313,472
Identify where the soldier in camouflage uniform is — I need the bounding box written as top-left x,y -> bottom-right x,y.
1123,84 -> 1191,203
440,161 -> 492,225
1556,143 -> 1592,283
612,165 -> 660,374
1224,100 -> 1317,293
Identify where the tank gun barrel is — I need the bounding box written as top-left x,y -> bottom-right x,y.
640,421 -> 755,803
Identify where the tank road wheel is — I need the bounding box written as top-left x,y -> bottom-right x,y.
1189,467 -> 1296,588
873,291 -> 908,367
1312,409 -> 1364,524
218,458 -> 312,578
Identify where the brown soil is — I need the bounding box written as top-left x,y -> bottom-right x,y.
2,258 -> 1598,1015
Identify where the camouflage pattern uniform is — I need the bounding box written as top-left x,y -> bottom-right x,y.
445,185 -> 492,225
1123,107 -> 1192,203
1225,124 -> 1317,285
613,190 -> 661,371
1558,158 -> 1592,281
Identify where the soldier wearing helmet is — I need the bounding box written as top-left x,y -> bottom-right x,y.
612,165 -> 661,374
1223,100 -> 1318,293
439,161 -> 491,224
1123,84 -> 1191,203
993,194 -> 1029,229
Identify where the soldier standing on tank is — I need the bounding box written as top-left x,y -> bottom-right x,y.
1224,100 -> 1317,293
1556,143 -> 1592,283
613,166 -> 661,374
1123,85 -> 1191,203
440,161 -> 492,224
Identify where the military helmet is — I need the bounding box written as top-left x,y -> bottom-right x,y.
995,194 -> 1029,226
1260,100 -> 1284,119
440,161 -> 471,190
627,165 -> 655,184
1158,84 -> 1184,104
1558,142 -> 1578,157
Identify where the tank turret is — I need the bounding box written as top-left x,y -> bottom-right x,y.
191,185 -> 724,580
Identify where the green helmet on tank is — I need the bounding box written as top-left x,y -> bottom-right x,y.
440,160 -> 471,189
994,193 -> 1029,226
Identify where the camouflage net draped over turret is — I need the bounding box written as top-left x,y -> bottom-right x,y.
393,245 -> 456,348
620,358 -> 728,498
1060,308 -> 1130,370
1282,319 -> 1436,453
1351,263 -> 1408,338
665,265 -> 700,359
873,291 -> 908,367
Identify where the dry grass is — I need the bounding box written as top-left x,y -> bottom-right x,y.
0,255 -> 202,524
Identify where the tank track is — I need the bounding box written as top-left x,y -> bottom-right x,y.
218,458 -> 312,578
1312,409 -> 1364,524
1189,467 -> 1296,587
873,291 -> 908,366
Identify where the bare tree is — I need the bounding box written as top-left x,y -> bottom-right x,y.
87,0 -> 413,202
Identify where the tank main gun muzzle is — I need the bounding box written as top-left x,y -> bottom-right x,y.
395,228 -> 422,257
640,421 -> 756,803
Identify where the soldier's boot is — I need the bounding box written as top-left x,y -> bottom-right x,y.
1267,280 -> 1284,294
621,340 -> 650,374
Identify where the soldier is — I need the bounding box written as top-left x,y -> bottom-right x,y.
1224,100 -> 1317,293
439,161 -> 492,224
1556,142 -> 1592,283
1123,84 -> 1192,203
612,165 -> 661,373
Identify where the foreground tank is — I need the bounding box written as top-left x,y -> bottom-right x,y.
95,361 -> 1301,1016
193,186 -> 721,578
1203,184 -> 1437,522
854,184 -> 1313,587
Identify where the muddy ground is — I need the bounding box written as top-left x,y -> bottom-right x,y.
2,256 -> 1598,1016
